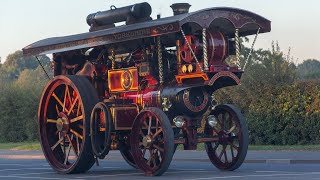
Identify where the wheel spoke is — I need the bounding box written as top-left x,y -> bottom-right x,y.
218,148 -> 224,159
64,142 -> 72,165
63,85 -> 68,112
47,119 -> 57,123
52,93 -> 64,108
152,153 -> 157,167
67,134 -> 78,157
70,115 -> 84,123
153,128 -> 163,138
51,137 -> 64,150
76,103 -> 81,116
68,96 -> 79,116
153,144 -> 164,152
70,128 -> 83,140
216,114 -> 223,128
66,86 -> 72,108
228,141 -> 239,151
212,127 -> 219,135
230,144 -> 235,161
213,143 -> 219,151
147,149 -> 153,165
143,120 -> 153,136
156,118 -> 159,131
55,105 -> 60,115
227,125 -> 236,134
223,145 -> 228,162
147,116 -> 152,136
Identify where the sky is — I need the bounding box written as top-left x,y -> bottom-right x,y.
0,0 -> 319,64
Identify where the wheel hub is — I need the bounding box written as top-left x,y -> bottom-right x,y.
218,131 -> 229,144
56,113 -> 70,134
142,135 -> 153,148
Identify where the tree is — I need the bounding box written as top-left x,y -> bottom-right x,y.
297,59 -> 320,79
3,50 -> 50,80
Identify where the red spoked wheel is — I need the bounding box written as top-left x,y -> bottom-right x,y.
130,107 -> 174,176
205,104 -> 248,171
38,75 -> 98,174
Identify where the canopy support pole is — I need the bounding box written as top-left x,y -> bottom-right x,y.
35,56 -> 51,81
111,48 -> 116,70
235,28 -> 241,69
203,28 -> 209,71
180,29 -> 203,72
157,36 -> 164,84
243,27 -> 260,71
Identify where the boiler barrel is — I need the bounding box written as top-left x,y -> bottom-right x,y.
86,2 -> 152,26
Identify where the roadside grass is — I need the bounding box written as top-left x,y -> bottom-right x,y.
177,143 -> 320,151
0,142 -> 40,150
248,144 -> 320,151
1,142 -> 320,151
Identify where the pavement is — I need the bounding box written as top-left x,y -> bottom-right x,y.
1,150 -> 320,179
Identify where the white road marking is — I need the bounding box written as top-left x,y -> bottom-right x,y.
75,170 -> 211,178
167,170 -> 212,174
172,168 -> 207,171
0,163 -> 47,167
255,170 -> 298,173
0,167 -> 51,172
11,172 -> 55,176
185,172 -> 320,180
0,175 -> 83,180
101,166 -> 121,169
75,172 -> 141,178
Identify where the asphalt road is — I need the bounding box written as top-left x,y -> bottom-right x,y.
1,150 -> 320,180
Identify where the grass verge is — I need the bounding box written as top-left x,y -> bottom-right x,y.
0,142 -> 40,150
1,142 -> 320,151
177,143 -> 320,151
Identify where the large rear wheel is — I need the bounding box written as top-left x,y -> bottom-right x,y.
38,75 -> 98,174
205,104 -> 248,171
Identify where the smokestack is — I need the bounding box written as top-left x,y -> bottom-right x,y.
170,3 -> 191,16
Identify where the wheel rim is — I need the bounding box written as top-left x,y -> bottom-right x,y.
91,102 -> 112,159
120,142 -> 137,169
205,105 -> 248,170
39,76 -> 96,173
131,108 -> 174,176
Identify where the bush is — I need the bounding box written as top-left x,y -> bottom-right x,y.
0,67 -> 48,142
216,80 -> 320,145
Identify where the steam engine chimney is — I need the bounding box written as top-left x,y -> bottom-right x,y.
170,3 -> 191,16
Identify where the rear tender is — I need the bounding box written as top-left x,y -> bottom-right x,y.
23,2 -> 271,176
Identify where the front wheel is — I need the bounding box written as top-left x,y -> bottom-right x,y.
205,104 -> 248,171
130,107 -> 174,176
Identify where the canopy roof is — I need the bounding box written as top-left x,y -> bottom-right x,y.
23,7 -> 271,57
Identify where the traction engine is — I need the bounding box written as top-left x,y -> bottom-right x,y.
23,2 -> 271,176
